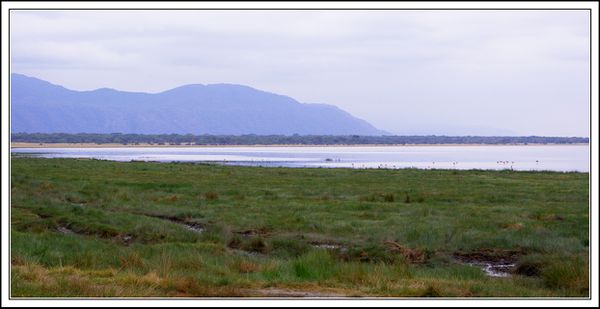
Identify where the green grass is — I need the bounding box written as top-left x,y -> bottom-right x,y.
10,157 -> 589,297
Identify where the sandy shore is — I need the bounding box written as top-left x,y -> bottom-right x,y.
10,142 -> 589,148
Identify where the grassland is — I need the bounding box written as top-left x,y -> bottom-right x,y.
10,157 -> 589,297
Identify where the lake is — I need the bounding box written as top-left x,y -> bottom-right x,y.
11,145 -> 589,172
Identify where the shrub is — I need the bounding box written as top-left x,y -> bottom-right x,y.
241,237 -> 270,254
515,256 -> 544,277
358,194 -> 376,202
204,191 -> 219,200
227,236 -> 242,249
318,194 -> 331,201
358,193 -> 395,203
383,193 -> 395,202
263,190 -> 278,200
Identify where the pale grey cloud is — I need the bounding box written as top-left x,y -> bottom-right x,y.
10,10 -> 590,136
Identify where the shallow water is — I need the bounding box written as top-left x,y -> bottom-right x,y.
181,223 -> 205,234
467,262 -> 515,277
56,226 -> 75,235
11,145 -> 589,172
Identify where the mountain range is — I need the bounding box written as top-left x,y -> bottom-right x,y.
10,73 -> 387,135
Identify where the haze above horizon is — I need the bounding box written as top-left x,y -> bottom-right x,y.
10,10 -> 590,137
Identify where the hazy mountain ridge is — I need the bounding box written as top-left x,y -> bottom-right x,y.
10,73 -> 387,135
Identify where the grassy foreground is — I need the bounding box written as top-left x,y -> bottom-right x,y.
10,157 -> 589,297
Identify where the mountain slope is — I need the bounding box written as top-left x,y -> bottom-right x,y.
10,74 -> 386,135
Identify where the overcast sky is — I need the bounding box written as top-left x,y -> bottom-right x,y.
10,10 -> 590,136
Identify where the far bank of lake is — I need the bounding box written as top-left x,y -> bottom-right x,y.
11,144 -> 589,172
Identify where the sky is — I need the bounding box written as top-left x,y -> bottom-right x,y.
10,10 -> 590,136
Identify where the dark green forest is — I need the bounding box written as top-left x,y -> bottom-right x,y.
11,133 -> 589,146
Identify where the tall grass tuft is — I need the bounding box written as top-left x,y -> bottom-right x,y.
292,251 -> 336,281
541,255 -> 588,294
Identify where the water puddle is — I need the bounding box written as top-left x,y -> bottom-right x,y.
56,226 -> 75,235
310,241 -> 347,252
181,222 -> 205,233
313,244 -> 341,249
463,261 -> 515,277
56,223 -> 134,246
453,249 -> 521,278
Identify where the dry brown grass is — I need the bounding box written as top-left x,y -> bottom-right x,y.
204,191 -> 219,200
229,259 -> 260,274
118,251 -> 145,270
382,240 -> 426,264
501,222 -> 524,230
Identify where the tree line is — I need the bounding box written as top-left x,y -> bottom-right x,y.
10,133 -> 589,145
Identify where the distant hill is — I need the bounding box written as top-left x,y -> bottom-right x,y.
10,73 -> 387,135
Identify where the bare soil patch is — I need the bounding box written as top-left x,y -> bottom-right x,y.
239,287 -> 347,297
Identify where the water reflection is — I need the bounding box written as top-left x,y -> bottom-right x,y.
11,145 -> 589,172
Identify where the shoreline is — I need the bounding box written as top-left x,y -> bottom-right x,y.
10,142 -> 590,148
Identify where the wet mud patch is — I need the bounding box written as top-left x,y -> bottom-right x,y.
144,214 -> 205,233
529,213 -> 565,221
453,249 -> 523,277
235,228 -> 271,238
230,248 -> 267,258
37,213 -> 51,219
228,237 -> 269,256
56,224 -> 133,246
116,234 -> 134,246
180,222 -> 205,233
